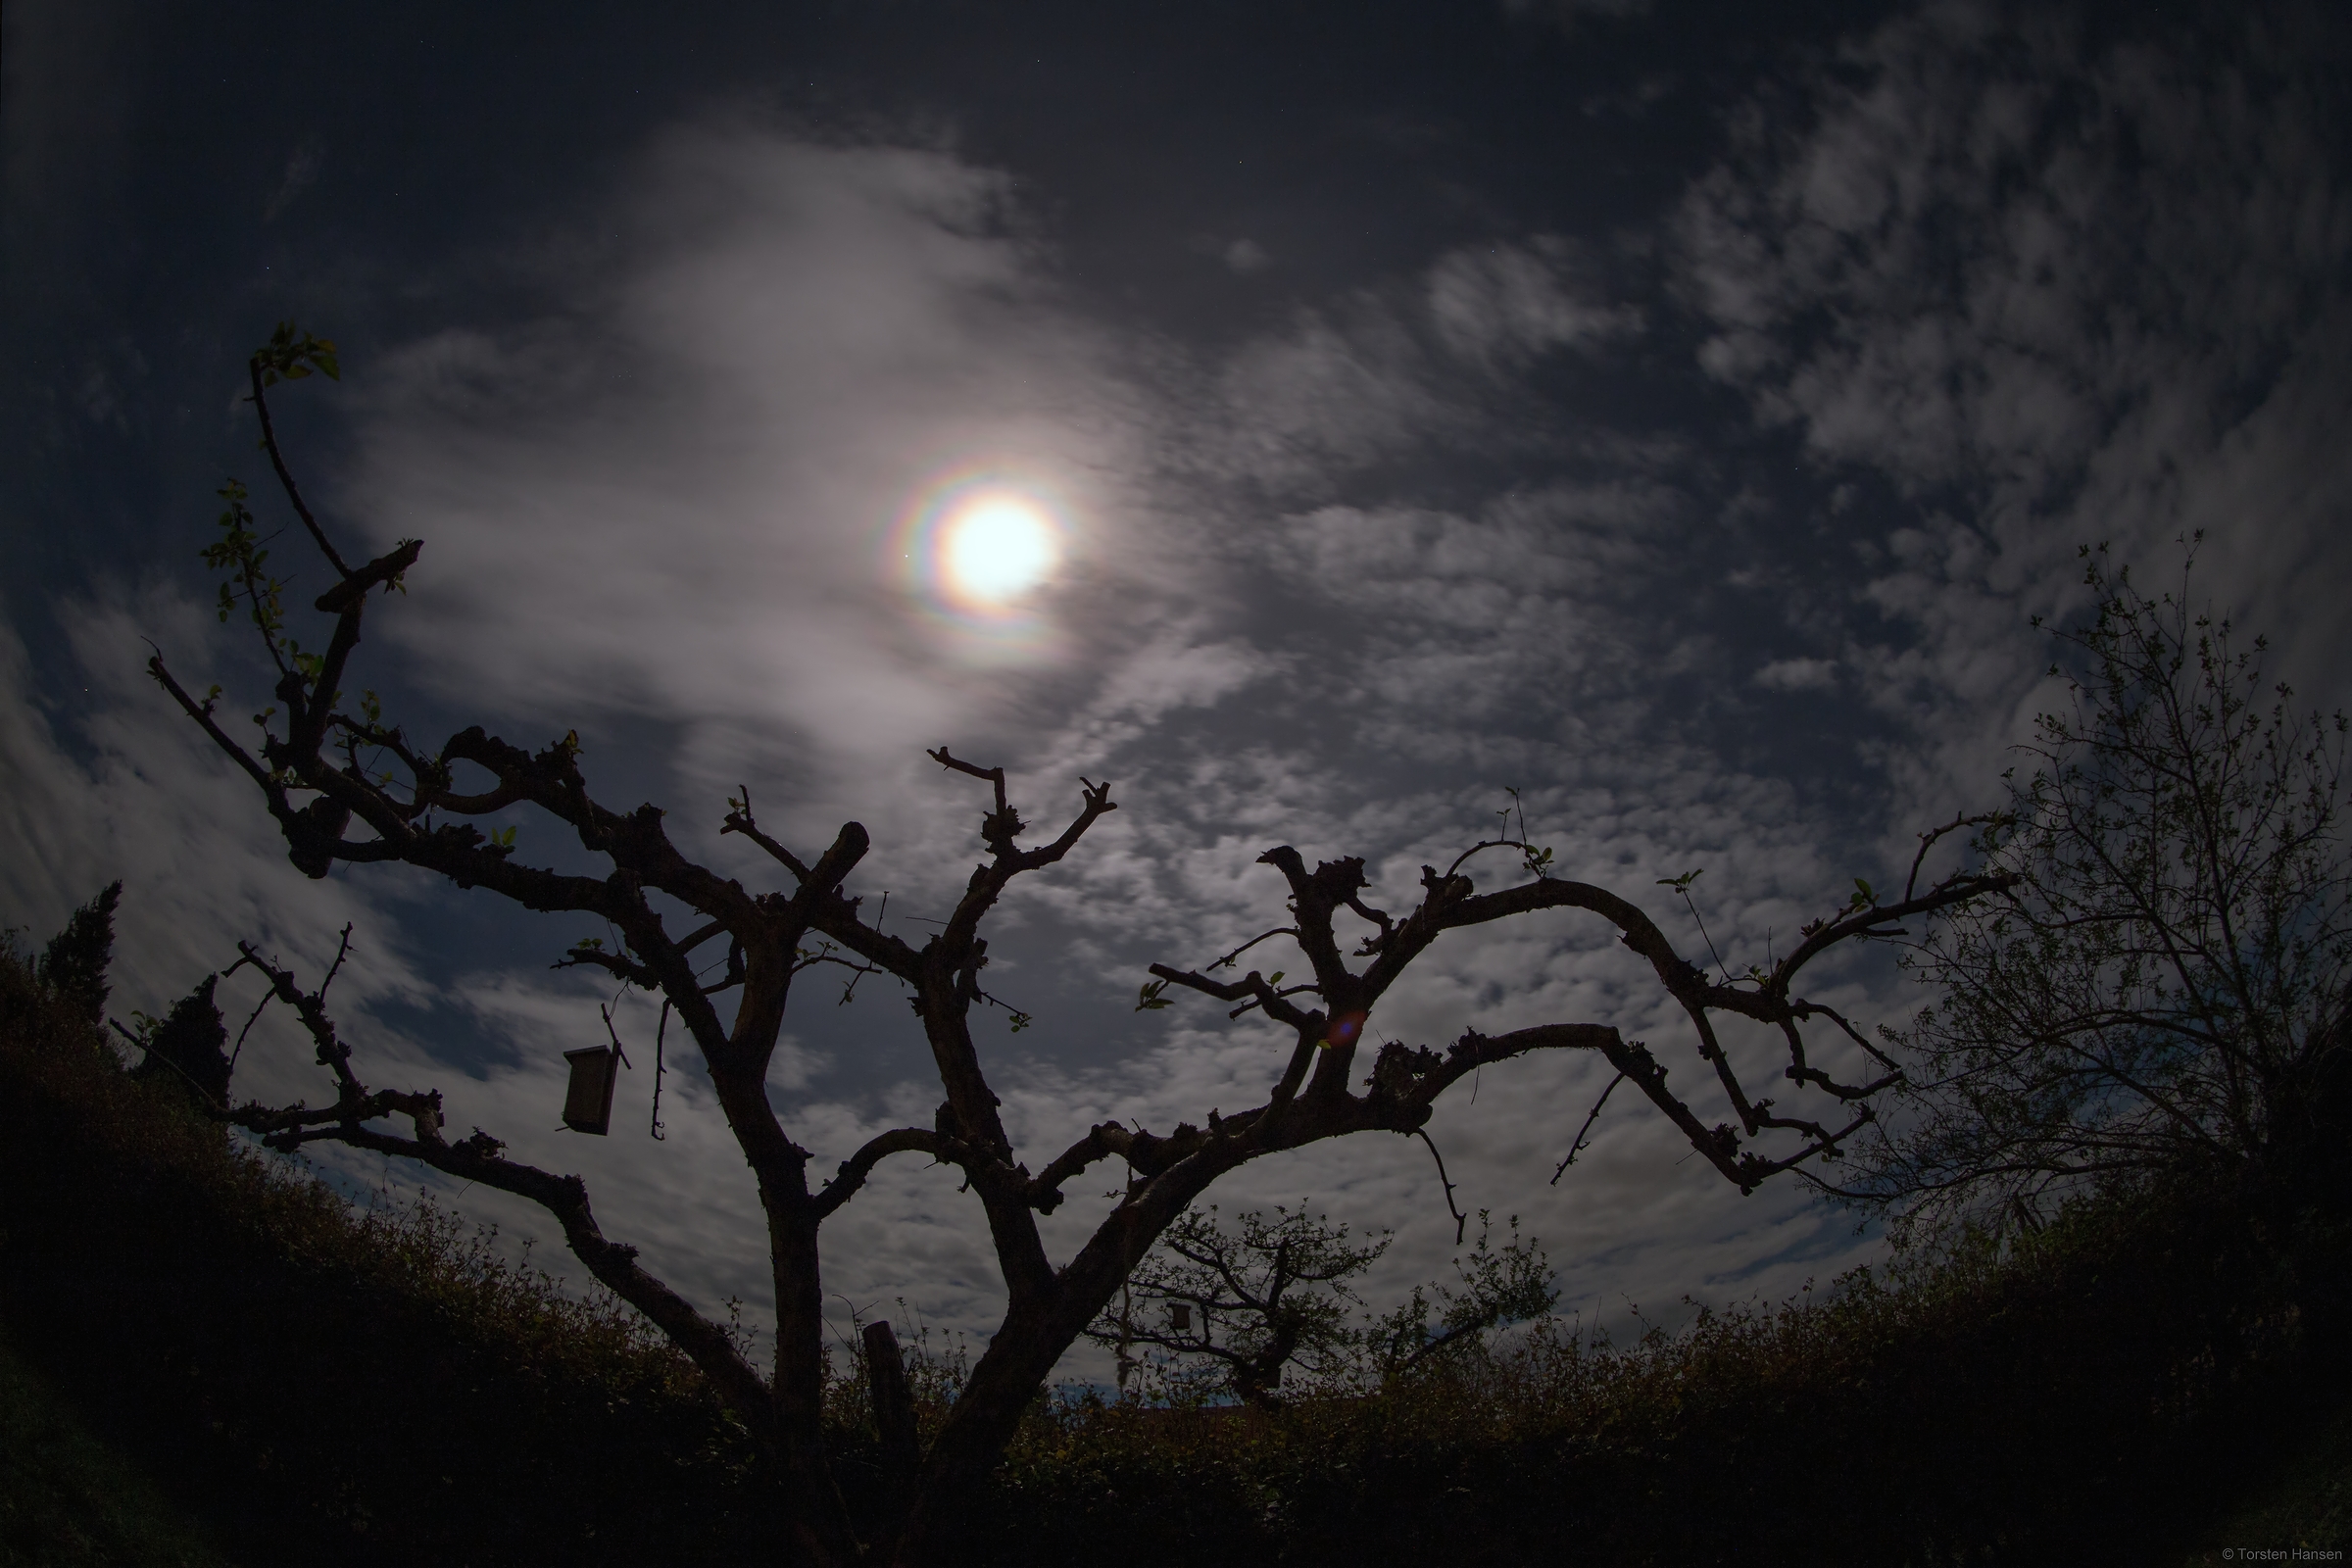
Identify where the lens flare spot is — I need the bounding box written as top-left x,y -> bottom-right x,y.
1323,1010 -> 1369,1051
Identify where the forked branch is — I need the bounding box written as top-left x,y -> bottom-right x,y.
216,942 -> 775,1428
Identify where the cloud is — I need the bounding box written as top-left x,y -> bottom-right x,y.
1222,237 -> 1270,274
1202,237 -> 1639,490
337,126 -> 1231,864
1672,0 -> 2352,852
1426,239 -> 1640,368
0,597 -> 424,1033
263,134 -> 324,221
1186,233 -> 1273,274
23,13 -> 2347,1385
1753,657 -> 1837,692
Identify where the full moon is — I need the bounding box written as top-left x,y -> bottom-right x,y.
939,494 -> 1059,605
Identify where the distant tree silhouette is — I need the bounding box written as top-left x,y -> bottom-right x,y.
1088,1203 -> 1389,1407
1847,545 -> 2352,1237
125,974 -> 231,1108
36,881 -> 120,1031
1364,1210 -> 1556,1380
145,324 -> 2013,1568
1089,1204 -> 1553,1406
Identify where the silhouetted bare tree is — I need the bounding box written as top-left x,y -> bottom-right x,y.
1848,545 -> 2352,1236
148,325 -> 2013,1567
1086,1204 -> 1552,1406
1085,1203 -> 1388,1406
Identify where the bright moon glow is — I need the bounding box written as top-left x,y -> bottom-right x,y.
941,495 -> 1058,604
893,470 -> 1075,652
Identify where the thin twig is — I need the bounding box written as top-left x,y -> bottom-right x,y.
229,983 -> 276,1075
318,923 -> 357,998
1677,887 -> 1728,980
598,1003 -> 634,1070
248,359 -> 352,578
1551,1071 -> 1628,1184
1414,1127 -> 1468,1245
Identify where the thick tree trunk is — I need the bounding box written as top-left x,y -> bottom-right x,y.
772,1212 -> 860,1566
891,1307 -> 1073,1566
707,1055 -> 861,1567
887,1174 -> 1223,1566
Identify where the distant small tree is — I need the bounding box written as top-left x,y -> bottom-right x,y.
35,881 -> 121,1032
122,974 -> 232,1108
142,324 -> 2015,1567
1366,1211 -> 1556,1380
1852,543 -> 2352,1235
1086,1203 -> 1387,1406
1087,1205 -> 1554,1406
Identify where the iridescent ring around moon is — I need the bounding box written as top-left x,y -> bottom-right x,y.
893,469 -> 1072,646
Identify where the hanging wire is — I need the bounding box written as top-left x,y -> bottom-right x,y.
597,1001 -> 633,1070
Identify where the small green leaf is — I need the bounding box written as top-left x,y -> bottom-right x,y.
254,323 -> 341,389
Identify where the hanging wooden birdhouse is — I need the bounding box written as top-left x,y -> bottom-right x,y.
562,1045 -> 621,1135
1169,1302 -> 1192,1333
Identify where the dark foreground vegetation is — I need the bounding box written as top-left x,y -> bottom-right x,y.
6,933 -> 2349,1566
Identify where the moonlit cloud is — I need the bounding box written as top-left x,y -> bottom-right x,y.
1674,0 -> 2352,832
338,129 -> 1192,821
6,1 -> 2348,1381
1753,658 -> 1838,693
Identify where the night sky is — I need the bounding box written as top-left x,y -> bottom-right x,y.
7,0 -> 2349,1379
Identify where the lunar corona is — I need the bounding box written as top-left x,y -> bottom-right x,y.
892,470 -> 1075,654
940,494 -> 1058,605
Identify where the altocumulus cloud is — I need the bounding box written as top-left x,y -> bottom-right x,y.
9,3 -> 2350,1378
1675,0 -> 2352,827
